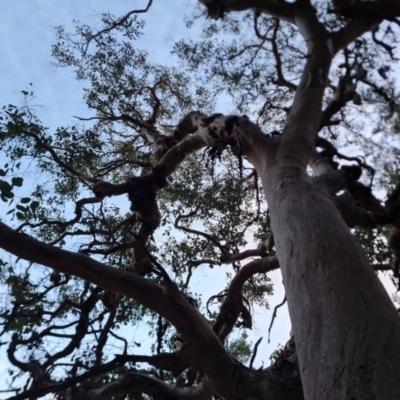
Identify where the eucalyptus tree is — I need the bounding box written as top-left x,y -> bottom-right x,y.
1,1 -> 400,399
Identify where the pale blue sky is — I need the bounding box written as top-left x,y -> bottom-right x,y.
0,0 -> 198,127
0,1 -> 291,393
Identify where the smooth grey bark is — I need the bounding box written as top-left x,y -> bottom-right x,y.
265,171 -> 400,399
243,2 -> 400,399
255,20 -> 400,400
199,1 -> 400,398
202,109 -> 400,399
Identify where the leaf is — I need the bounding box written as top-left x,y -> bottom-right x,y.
11,177 -> 23,187
352,93 -> 362,105
21,90 -> 29,96
0,179 -> 12,193
378,66 -> 390,79
6,209 -> 15,215
30,201 -> 39,210
370,22 -> 380,33
175,376 -> 185,388
20,197 -> 31,204
3,191 -> 14,199
0,169 -> 6,177
355,67 -> 367,80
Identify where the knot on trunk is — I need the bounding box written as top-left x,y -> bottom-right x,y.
126,174 -> 167,212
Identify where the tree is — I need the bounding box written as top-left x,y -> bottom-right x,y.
1,0 -> 400,399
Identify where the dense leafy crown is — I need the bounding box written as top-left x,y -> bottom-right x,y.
0,1 -> 400,399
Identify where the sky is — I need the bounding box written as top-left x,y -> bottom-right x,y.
0,0 -> 194,127
0,0 -> 292,394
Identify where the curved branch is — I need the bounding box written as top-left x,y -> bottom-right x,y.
334,1 -> 400,20
213,257 -> 279,340
175,213 -> 227,255
6,352 -> 192,400
67,372 -> 214,400
221,243 -> 268,263
1,221 -> 304,400
249,337 -> 263,369
199,0 -> 296,23
94,305 -> 117,367
333,19 -> 382,52
270,19 -> 297,92
80,1 -> 154,54
319,79 -> 355,130
21,127 -> 100,184
0,221 -> 199,340
268,296 -> 287,343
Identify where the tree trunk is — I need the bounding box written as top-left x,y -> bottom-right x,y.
261,163 -> 400,399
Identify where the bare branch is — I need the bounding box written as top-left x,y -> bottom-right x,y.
175,211 -> 228,256
213,257 -> 279,340
0,221 -> 196,340
67,372 -> 214,400
372,263 -> 394,271
80,1 -> 154,54
21,127 -> 100,184
334,1 -> 400,20
270,19 -> 297,91
199,0 -> 296,23
6,352 -> 193,400
333,20 -> 382,52
268,296 -> 287,343
249,337 -> 263,369
372,31 -> 396,59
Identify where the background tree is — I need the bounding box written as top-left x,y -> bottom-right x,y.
1,0 -> 400,399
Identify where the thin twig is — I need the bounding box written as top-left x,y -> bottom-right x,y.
249,337 -> 263,369
130,232 -> 172,283
268,296 -> 287,343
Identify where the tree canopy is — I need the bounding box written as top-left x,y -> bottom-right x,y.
1,1 -> 400,399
